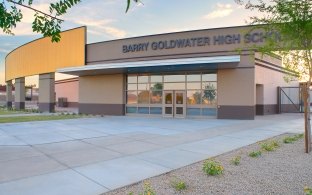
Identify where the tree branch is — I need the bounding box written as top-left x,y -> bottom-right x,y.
6,0 -> 64,21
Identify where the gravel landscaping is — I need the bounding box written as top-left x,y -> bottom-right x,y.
104,134 -> 312,195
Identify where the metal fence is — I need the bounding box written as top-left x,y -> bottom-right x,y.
278,87 -> 303,113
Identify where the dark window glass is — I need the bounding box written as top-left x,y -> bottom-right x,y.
187,108 -> 201,116
150,107 -> 162,114
138,107 -> 149,114
126,107 -> 137,113
202,108 -> 217,116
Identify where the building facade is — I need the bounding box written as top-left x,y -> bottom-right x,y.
5,26 -> 298,119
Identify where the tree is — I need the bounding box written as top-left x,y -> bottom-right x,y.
0,0 -> 140,42
237,0 -> 312,153
203,83 -> 217,104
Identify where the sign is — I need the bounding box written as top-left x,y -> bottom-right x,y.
122,31 -> 280,53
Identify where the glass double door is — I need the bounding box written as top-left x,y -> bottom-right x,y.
163,90 -> 186,118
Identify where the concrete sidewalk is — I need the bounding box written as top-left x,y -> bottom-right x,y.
0,114 -> 303,195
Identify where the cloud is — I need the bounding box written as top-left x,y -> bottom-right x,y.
203,3 -> 234,20
0,48 -> 10,53
98,26 -> 126,38
72,18 -> 114,27
70,17 -> 127,39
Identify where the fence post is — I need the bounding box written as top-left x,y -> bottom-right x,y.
277,86 -> 281,114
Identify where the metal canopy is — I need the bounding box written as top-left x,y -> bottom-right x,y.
57,55 -> 240,76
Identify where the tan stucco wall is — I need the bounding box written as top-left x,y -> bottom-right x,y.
255,54 -> 298,105
55,79 -> 78,103
79,74 -> 125,104
255,66 -> 298,104
217,54 -> 255,106
218,68 -> 255,106
38,73 -> 55,103
87,26 -> 268,64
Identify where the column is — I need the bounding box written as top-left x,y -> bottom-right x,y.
14,77 -> 25,110
39,73 -> 55,112
6,80 -> 13,109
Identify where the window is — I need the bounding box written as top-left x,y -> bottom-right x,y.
126,73 -> 217,116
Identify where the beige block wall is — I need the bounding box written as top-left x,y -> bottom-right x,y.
79,74 -> 125,104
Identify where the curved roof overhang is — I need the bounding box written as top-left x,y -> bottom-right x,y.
5,27 -> 86,81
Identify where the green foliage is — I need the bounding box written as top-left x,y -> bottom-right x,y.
260,140 -> 280,152
203,159 -> 224,176
171,177 -> 187,191
283,134 -> 304,143
139,181 -> 156,195
238,0 -> 312,81
0,0 -> 140,42
305,187 -> 312,195
248,150 -> 262,158
230,155 -> 241,165
0,2 -> 22,34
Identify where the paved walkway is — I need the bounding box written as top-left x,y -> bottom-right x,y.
0,114 -> 304,195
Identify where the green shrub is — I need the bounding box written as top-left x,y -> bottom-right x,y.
230,156 -> 241,165
304,187 -> 312,195
171,178 -> 187,191
203,159 -> 224,176
295,133 -> 304,139
283,136 -> 296,143
260,140 -> 279,152
139,181 -> 156,195
249,150 -> 262,158
283,134 -> 304,144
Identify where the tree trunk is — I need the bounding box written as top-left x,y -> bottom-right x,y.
303,83 -> 311,153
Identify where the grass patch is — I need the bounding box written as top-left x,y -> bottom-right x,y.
230,155 -> 241,165
260,140 -> 280,152
283,134 -> 304,144
0,114 -> 83,123
0,109 -> 26,115
305,187 -> 312,195
248,150 -> 262,158
171,177 -> 187,191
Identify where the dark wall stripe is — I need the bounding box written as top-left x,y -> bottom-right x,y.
217,106 -> 255,120
79,103 -> 125,116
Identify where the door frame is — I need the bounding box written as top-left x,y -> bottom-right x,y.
174,90 -> 186,118
162,90 -> 186,118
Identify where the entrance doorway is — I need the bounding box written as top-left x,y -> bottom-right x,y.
163,90 -> 186,118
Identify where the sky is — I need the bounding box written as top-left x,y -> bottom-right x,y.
0,0 -> 263,85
